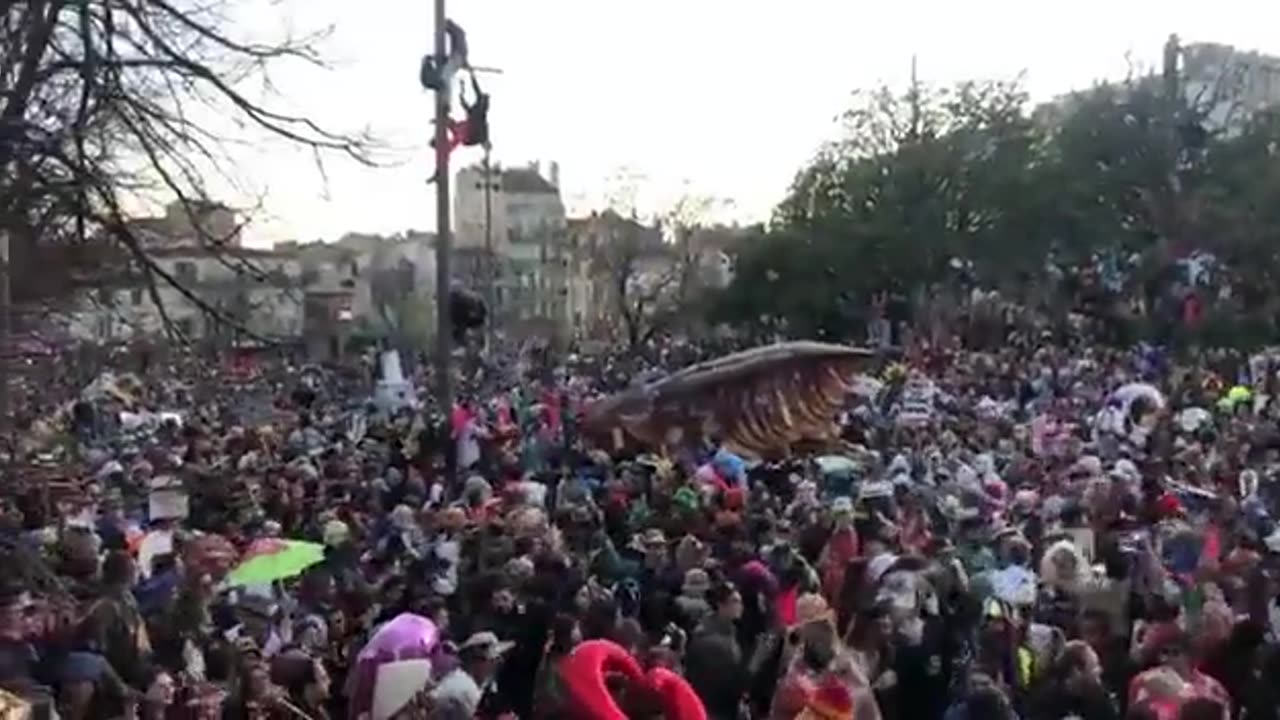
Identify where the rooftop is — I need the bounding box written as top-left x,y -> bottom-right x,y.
334,231 -> 436,252
568,209 -> 662,240
501,168 -> 558,195
148,245 -> 294,259
688,224 -> 757,252
125,217 -> 172,235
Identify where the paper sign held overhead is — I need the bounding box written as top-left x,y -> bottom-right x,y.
149,488 -> 189,521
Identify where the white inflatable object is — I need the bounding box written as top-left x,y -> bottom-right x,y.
373,351 -> 418,412
372,659 -> 434,720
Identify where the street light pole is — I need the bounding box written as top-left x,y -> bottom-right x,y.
431,0 -> 454,451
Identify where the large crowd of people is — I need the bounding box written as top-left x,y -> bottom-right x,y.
0,322 -> 1277,720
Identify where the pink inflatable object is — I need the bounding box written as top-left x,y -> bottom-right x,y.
347,614 -> 440,719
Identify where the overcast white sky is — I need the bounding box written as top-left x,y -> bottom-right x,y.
212,0 -> 1280,245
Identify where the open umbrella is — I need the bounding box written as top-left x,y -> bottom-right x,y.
226,539 -> 324,587
814,455 -> 857,476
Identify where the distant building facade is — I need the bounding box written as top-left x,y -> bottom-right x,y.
54,186 -> 749,347
686,225 -> 751,290
1034,38 -> 1280,135
63,244 -> 304,343
567,210 -> 670,336
289,231 -> 439,354
453,162 -> 575,338
1181,41 -> 1280,133
61,206 -> 434,351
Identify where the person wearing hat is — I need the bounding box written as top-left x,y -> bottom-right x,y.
431,631 -> 514,719
674,569 -> 712,629
318,519 -> 371,601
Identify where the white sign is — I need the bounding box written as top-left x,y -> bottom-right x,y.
149,489 -> 189,521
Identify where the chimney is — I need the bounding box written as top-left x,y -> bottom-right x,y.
549,162 -> 560,188
530,160 -> 540,177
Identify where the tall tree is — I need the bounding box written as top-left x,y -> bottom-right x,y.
0,0 -> 375,333
720,78 -> 1042,338
593,210 -> 678,350
593,170 -> 727,348
719,46 -> 1280,337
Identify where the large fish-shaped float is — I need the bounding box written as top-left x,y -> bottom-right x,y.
582,341 -> 875,458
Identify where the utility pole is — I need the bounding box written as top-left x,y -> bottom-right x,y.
431,0 -> 454,442
482,146 -> 497,350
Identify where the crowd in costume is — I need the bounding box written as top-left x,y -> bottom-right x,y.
0,325 -> 1279,720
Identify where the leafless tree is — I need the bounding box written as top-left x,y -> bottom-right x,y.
594,176 -> 728,348
599,226 -> 679,350
369,256 -> 430,353
0,0 -> 378,339
660,190 -> 728,306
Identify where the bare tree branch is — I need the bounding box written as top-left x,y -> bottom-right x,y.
0,0 -> 382,342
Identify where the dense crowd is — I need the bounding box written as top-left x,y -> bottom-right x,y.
0,328 -> 1278,720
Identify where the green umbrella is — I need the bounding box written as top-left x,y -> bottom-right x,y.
815,455 -> 858,475
226,539 -> 325,587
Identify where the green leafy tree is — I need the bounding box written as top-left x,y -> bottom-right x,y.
1201,109 -> 1280,277
714,59 -> 1280,346
721,78 -> 1042,337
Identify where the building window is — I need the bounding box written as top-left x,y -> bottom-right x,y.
176,317 -> 195,337
131,288 -> 144,306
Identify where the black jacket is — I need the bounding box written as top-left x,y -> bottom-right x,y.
685,616 -> 743,720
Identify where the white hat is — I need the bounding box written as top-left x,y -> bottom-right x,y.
323,519 -> 350,547
96,461 -> 124,479
1073,456 -> 1103,476
457,631 -> 514,660
866,552 -> 899,586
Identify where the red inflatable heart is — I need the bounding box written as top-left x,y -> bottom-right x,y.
558,640 -> 707,720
